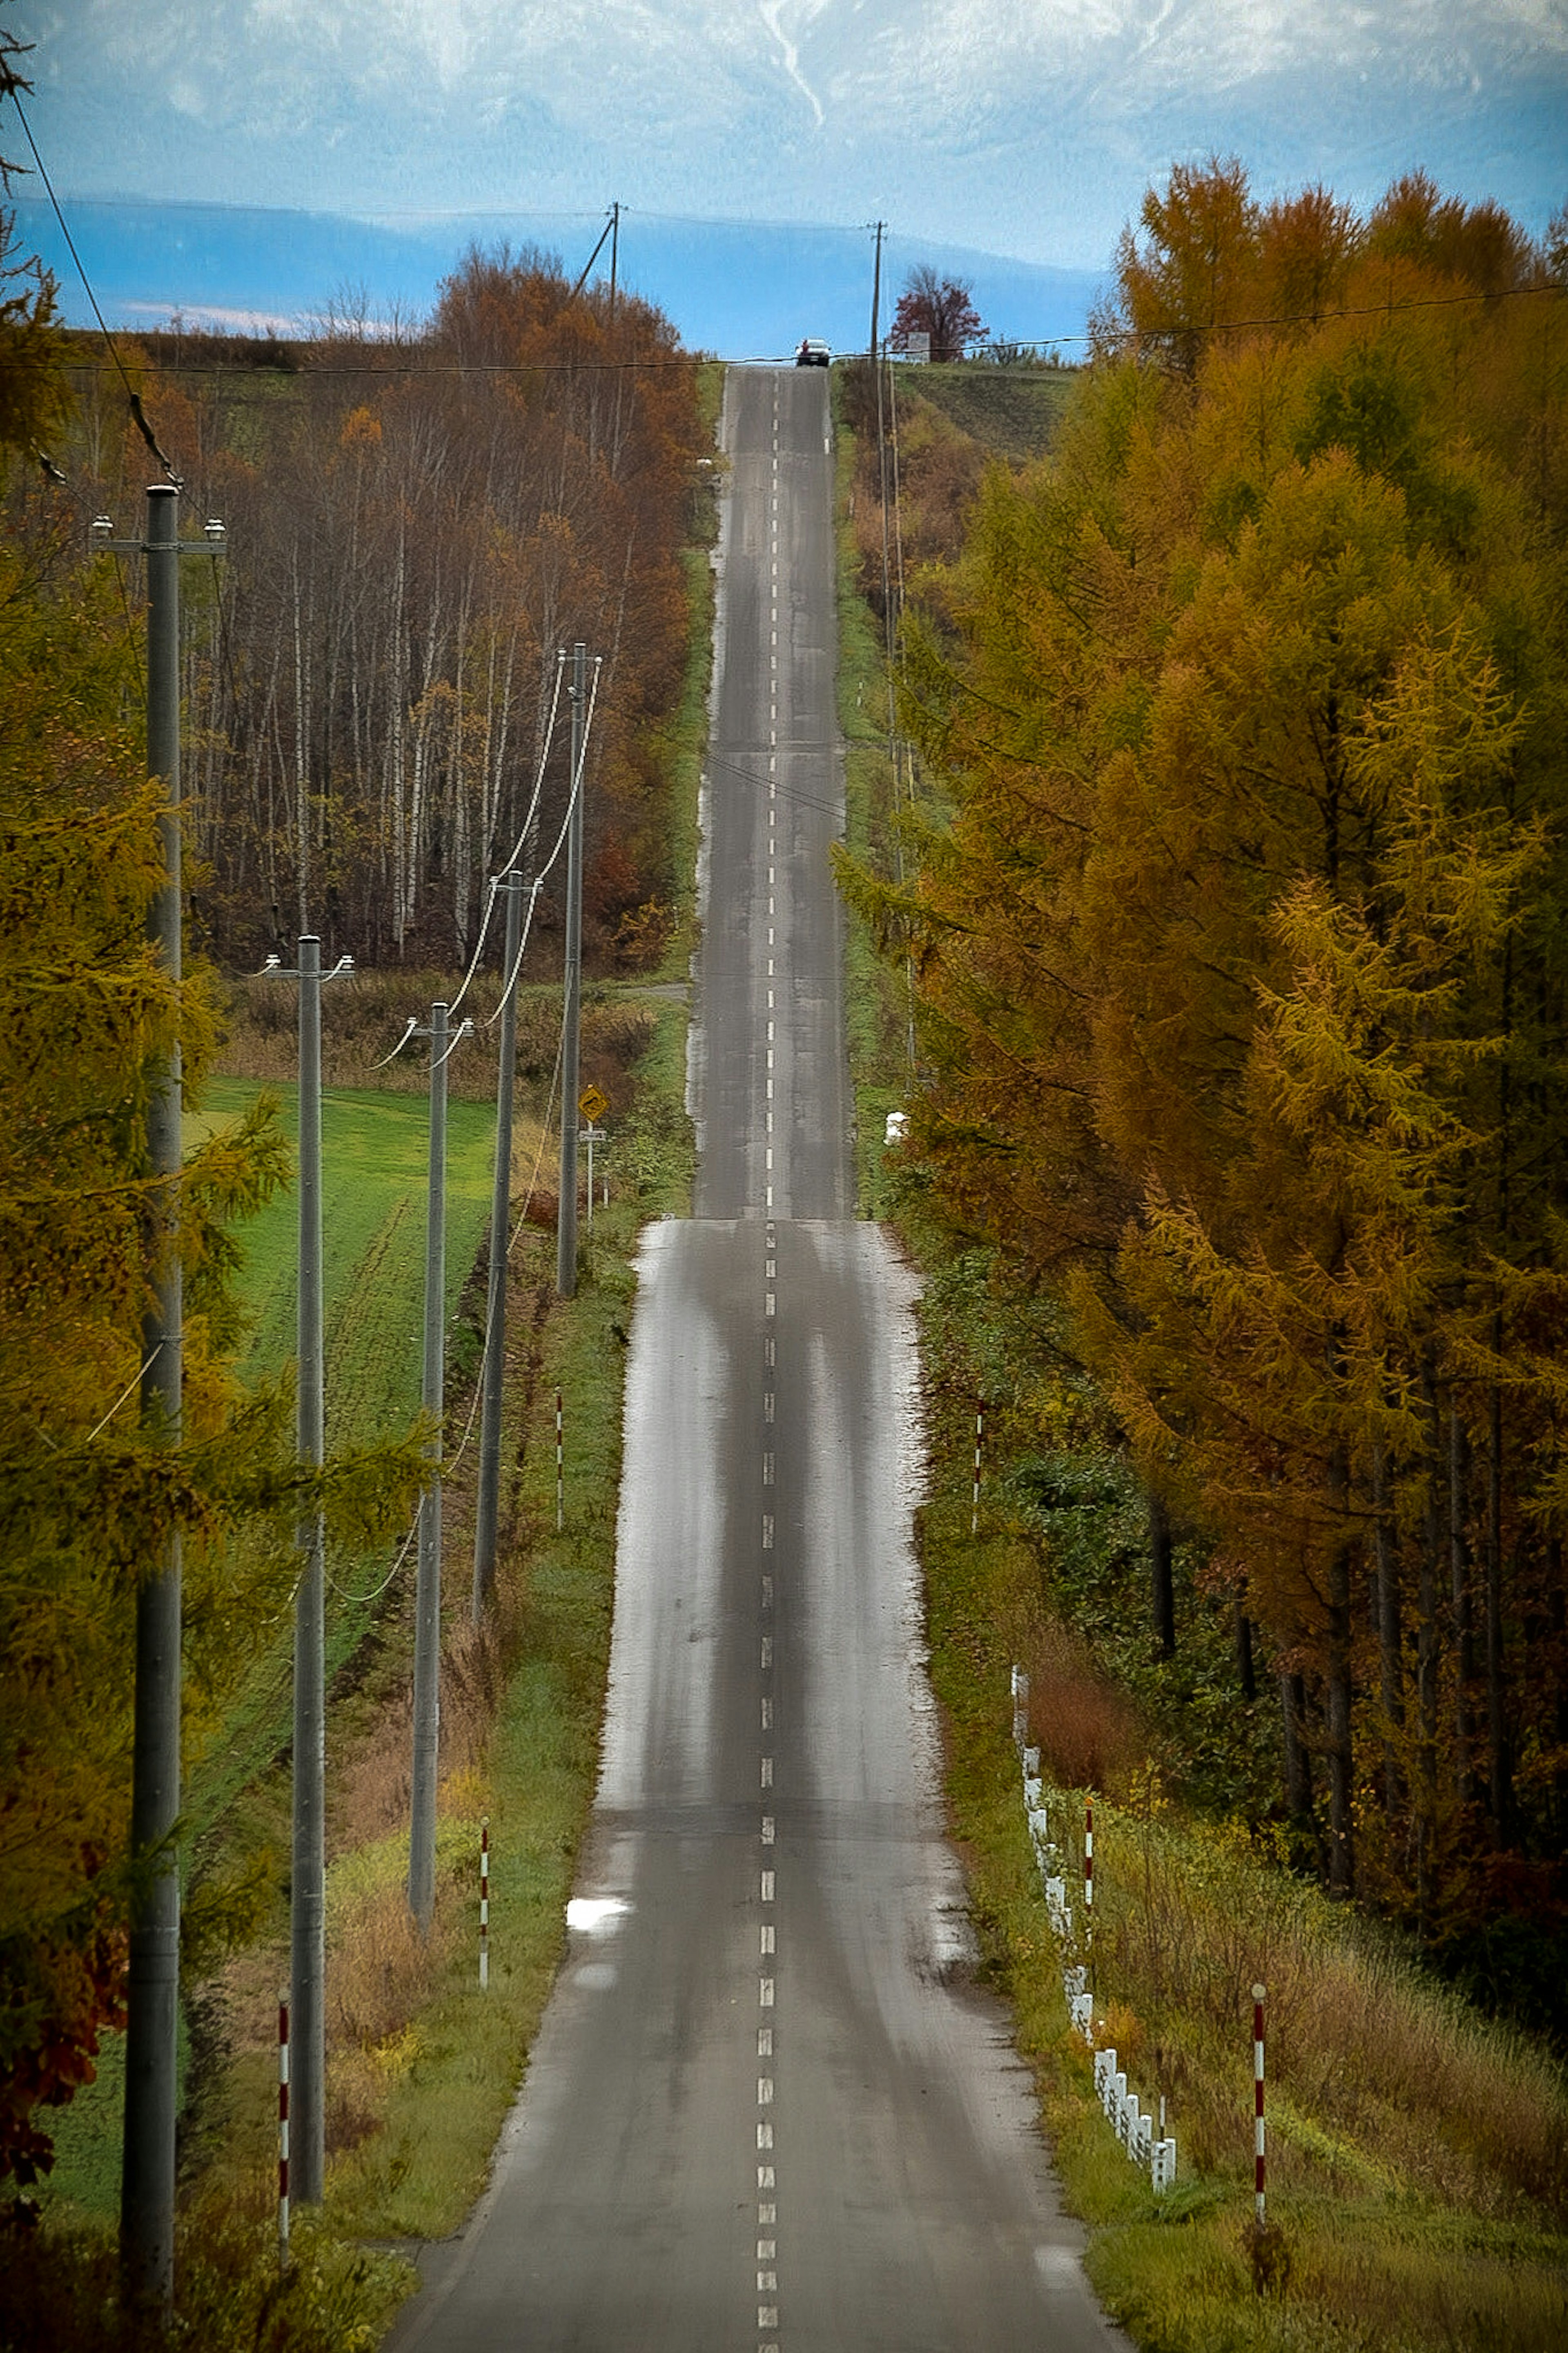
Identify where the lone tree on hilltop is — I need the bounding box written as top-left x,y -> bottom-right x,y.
890,266 -> 987,361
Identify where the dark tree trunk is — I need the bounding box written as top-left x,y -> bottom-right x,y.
1486,1356 -> 1511,1846
1416,1364 -> 1442,1931
1150,1492 -> 1176,1660
1372,1447 -> 1403,1818
1326,1446 -> 1355,1897
1281,1672 -> 1314,1836
1450,1404 -> 1475,1806
1551,1544 -> 1568,1844
1236,1599 -> 1257,1702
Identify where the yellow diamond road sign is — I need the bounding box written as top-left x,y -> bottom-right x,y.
579,1084 -> 609,1125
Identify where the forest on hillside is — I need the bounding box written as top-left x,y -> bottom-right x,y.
843,165 -> 1568,1997
20,248 -> 707,974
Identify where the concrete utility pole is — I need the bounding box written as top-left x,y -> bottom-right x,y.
410,999 -> 450,1930
293,935 -> 326,2204
557,642 -> 587,1300
260,935 -> 350,2206
94,484 -> 223,2308
869,218 -> 884,366
473,870 -> 523,1620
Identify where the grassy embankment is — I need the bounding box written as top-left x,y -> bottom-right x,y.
909,359 -> 1081,462
29,375 -> 715,2341
830,377 -> 1568,2351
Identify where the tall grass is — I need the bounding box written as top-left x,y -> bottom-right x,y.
919,1464 -> 1568,2353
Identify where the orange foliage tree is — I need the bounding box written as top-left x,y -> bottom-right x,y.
846,162 -> 1568,1938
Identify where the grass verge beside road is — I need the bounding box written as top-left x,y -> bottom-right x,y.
913,1333 -> 1568,2353
33,999 -> 692,2342
829,384 -> 912,1218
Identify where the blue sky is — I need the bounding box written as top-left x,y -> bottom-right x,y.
9,1 -> 1566,351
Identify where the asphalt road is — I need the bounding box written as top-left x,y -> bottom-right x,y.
390,368 -> 1128,2352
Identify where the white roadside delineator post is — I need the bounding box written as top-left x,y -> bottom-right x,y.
1012,1670 -> 1178,2193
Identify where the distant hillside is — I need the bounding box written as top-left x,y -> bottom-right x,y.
18,195 -> 1109,364
15,196 -> 1106,365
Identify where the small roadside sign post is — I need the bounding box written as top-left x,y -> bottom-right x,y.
579,1086 -> 610,1225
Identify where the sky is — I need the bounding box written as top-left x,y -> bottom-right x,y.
8,0 -> 1567,350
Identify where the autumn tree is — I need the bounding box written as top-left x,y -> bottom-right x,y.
0,332 -> 428,2196
61,244 -> 705,973
891,267 -> 987,362
851,160 -> 1568,1945
0,23 -> 66,466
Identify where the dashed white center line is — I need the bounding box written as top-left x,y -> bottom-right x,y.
761,1697 -> 773,1730
761,1870 -> 775,1902
762,1813 -> 775,1842
760,1976 -> 775,2006
761,1755 -> 773,1787
760,1924 -> 775,1955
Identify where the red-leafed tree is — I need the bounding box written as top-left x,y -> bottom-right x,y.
890,267 -> 987,362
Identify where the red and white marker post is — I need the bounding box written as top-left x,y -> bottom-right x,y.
1252,1981 -> 1267,2226
278,1988 -> 291,2273
480,1815 -> 491,1991
971,1406 -> 983,1537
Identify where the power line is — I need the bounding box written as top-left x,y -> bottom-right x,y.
54,262 -> 1563,389
8,87 -> 184,481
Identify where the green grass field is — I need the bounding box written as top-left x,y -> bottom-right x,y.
190,1077 -> 497,1428
40,1078 -> 500,2221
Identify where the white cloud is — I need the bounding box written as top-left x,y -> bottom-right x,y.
20,0 -> 1568,267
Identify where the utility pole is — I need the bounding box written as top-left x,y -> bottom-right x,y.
557,642 -> 587,1300
608,200 -> 620,326
473,871 -> 523,1620
869,218 -> 883,366
410,999 -> 463,1929
292,934 -> 326,2205
93,486 -> 224,2309
259,937 -> 350,2206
